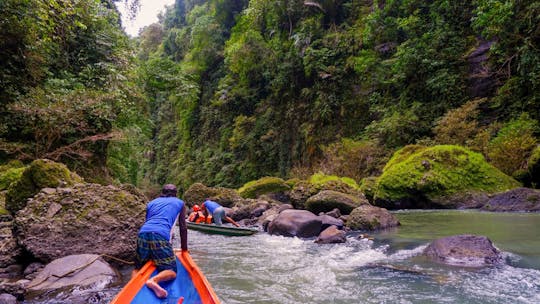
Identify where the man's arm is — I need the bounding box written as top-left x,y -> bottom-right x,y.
178,205 -> 188,251
225,216 -> 240,227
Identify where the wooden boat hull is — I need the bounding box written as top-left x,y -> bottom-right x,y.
187,222 -> 258,236
110,250 -> 219,304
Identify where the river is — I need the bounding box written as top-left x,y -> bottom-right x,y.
27,210 -> 540,303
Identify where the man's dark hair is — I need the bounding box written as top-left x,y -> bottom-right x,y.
161,184 -> 177,197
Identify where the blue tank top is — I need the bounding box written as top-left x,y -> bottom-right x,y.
139,197 -> 184,240
204,200 -> 221,214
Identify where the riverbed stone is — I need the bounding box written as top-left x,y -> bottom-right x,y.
318,214 -> 344,230
346,205 -> 400,231
482,187 -> 540,212
423,234 -> 503,267
238,177 -> 291,199
306,190 -> 368,215
268,209 -> 322,238
14,183 -> 146,262
374,145 -> 520,209
26,254 -> 117,295
315,226 -> 346,244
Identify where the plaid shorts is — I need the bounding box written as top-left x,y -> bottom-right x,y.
135,232 -> 177,273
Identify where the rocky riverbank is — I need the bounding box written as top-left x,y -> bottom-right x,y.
0,156 -> 538,302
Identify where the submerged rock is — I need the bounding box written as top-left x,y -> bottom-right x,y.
15,183 -> 146,262
423,235 -> 503,267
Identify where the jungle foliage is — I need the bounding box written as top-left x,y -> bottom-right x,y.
1,0 -> 539,192
138,0 -> 539,191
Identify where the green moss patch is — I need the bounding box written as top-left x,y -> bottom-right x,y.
238,177 -> 290,199
308,172 -> 360,190
305,190 -> 368,215
375,145 -> 521,205
5,159 -> 83,213
0,160 -> 25,191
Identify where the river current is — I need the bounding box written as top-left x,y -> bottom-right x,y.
27,210 -> 540,303
185,210 -> 540,304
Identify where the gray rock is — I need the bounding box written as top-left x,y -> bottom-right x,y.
346,205 -> 400,230
268,209 -> 322,238
0,293 -> 17,304
14,183 -> 146,262
482,188 -> 540,212
318,214 -> 344,230
423,235 -> 503,267
27,254 -> 117,293
0,215 -> 21,268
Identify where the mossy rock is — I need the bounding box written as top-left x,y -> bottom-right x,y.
0,206 -> 8,216
305,190 -> 369,215
288,180 -> 319,209
238,177 -> 291,199
374,145 -> 521,209
308,172 -> 360,190
526,145 -> 540,188
359,176 -> 378,203
346,205 -> 400,231
5,159 -> 83,213
0,160 -> 25,190
183,183 -> 241,208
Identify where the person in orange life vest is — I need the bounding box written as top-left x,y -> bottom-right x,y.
132,184 -> 187,299
187,204 -> 207,223
201,199 -> 240,227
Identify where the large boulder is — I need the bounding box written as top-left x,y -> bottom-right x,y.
15,183 -> 146,262
482,187 -> 540,212
238,177 -> 291,199
346,205 -> 400,230
267,209 -> 322,238
183,183 -> 241,207
26,254 -> 117,297
423,235 -> 503,267
5,159 -> 83,213
288,180 -> 319,209
374,145 -> 521,209
305,190 -> 368,215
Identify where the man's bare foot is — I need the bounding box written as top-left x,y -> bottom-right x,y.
146,279 -> 168,298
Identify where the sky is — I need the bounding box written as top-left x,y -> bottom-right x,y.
116,0 -> 176,37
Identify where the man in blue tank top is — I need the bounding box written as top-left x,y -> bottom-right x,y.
132,184 -> 188,299
201,199 -> 240,227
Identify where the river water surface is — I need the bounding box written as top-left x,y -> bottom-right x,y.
29,210 -> 540,303
185,210 -> 540,304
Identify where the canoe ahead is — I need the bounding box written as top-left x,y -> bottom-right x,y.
110,250 -> 220,304
187,222 -> 258,236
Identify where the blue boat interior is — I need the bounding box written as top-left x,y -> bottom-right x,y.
131,257 -> 203,304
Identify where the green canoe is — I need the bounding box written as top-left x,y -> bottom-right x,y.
187,222 -> 258,236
